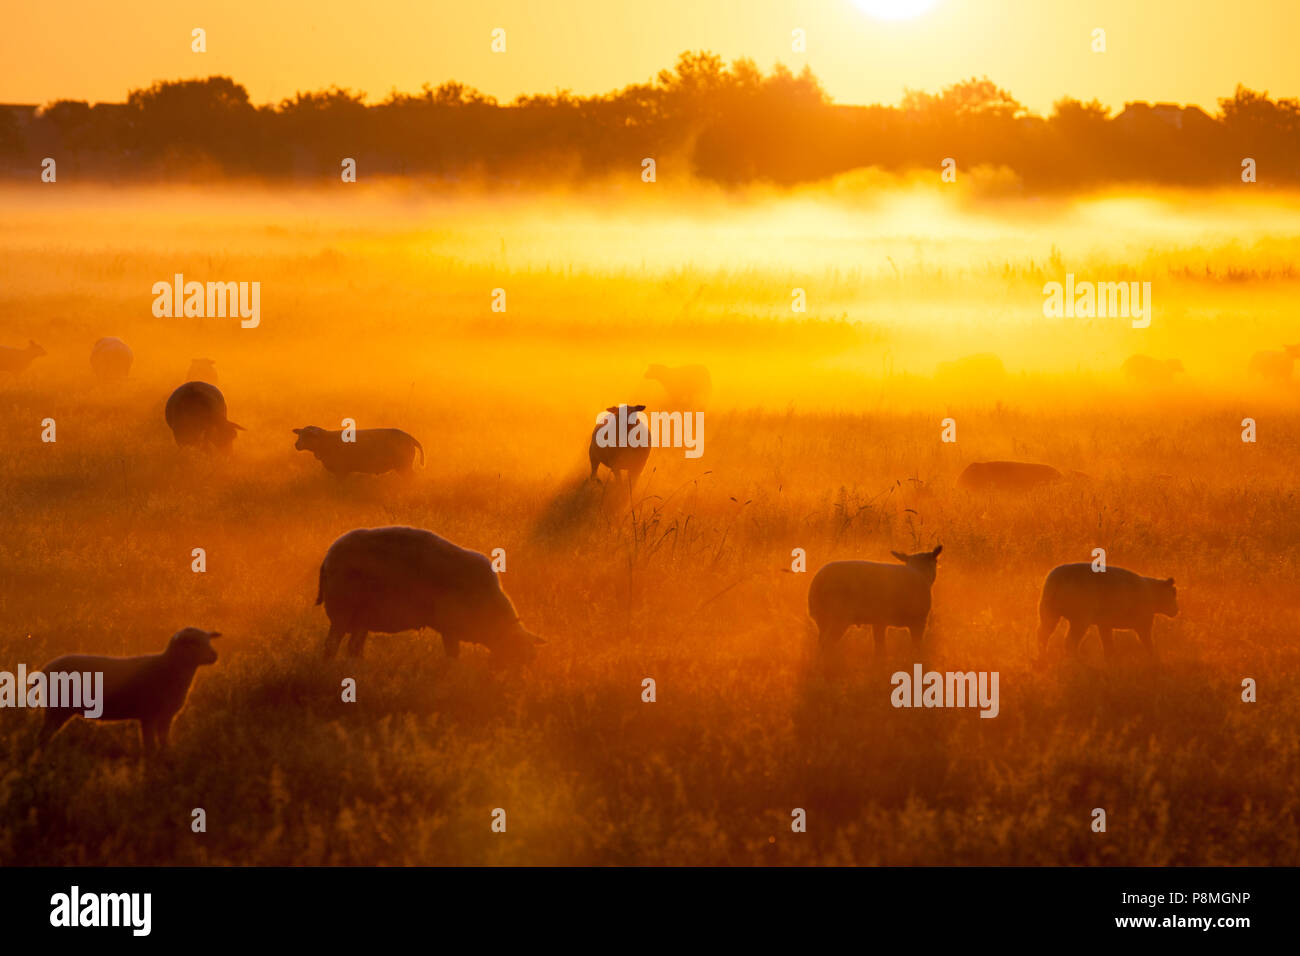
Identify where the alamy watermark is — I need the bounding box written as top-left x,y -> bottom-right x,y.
593,404 -> 704,459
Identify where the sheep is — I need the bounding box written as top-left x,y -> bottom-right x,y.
957,460 -> 1061,492
164,381 -> 244,451
644,364 -> 711,409
37,627 -> 221,757
187,358 -> 219,385
1037,563 -> 1178,661
588,404 -> 651,489
934,353 -> 1007,382
316,526 -> 544,662
0,340 -> 47,373
1122,354 -> 1184,385
293,425 -> 425,476
90,336 -> 133,382
808,545 -> 943,651
1247,345 -> 1300,382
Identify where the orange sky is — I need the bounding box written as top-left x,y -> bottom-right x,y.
2,0 -> 1297,114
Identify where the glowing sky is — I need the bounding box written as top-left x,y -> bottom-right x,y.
2,0 -> 1296,114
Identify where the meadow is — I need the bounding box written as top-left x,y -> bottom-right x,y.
0,177 -> 1298,864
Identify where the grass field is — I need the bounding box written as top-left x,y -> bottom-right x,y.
1,180 -> 1298,865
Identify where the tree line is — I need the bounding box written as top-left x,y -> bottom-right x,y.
2,51 -> 1297,188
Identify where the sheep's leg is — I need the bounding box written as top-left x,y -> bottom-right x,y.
322,622 -> 346,659
1136,619 -> 1158,663
37,709 -> 74,751
140,722 -> 158,759
1098,626 -> 1115,661
816,617 -> 847,646
1064,619 -> 1086,654
907,617 -> 927,648
1036,612 -> 1059,656
442,635 -> 460,659
154,716 -> 173,753
627,463 -> 645,492
346,630 -> 369,658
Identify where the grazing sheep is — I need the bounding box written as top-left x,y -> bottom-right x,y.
935,353 -> 1007,382
1037,563 -> 1178,661
0,340 -> 47,373
589,404 -> 651,489
37,628 -> 221,757
1122,354 -> 1184,384
1247,345 -> 1300,382
187,358 -> 219,385
164,381 -> 244,451
293,425 -> 425,476
957,460 -> 1061,492
316,526 -> 545,662
808,545 -> 943,651
90,336 -> 133,382
645,364 -> 711,409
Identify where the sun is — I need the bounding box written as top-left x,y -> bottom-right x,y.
853,0 -> 937,20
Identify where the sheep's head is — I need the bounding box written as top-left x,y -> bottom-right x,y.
214,419 -> 245,451
167,628 -> 221,666
292,425 -> 327,452
1152,577 -> 1178,617
487,618 -> 546,665
28,340 -> 46,357
890,544 -> 943,583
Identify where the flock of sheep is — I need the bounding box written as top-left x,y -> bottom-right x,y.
1,332 -> 1289,758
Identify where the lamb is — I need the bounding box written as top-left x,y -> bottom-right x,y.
645,364 -> 711,409
316,526 -> 545,662
293,425 -> 425,476
1037,563 -> 1178,661
0,340 -> 47,373
1247,345 -> 1300,382
37,627 -> 221,757
807,545 -> 943,651
1122,354 -> 1184,384
90,336 -> 133,382
187,358 -> 219,385
588,404 -> 651,488
164,381 -> 244,451
957,460 -> 1061,492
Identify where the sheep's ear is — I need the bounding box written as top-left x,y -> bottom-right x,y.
629,404 -> 646,413
533,634 -> 547,645
207,631 -> 222,638
1165,577 -> 1175,585
605,406 -> 620,414
931,544 -> 943,558
890,550 -> 907,562
292,428 -> 301,435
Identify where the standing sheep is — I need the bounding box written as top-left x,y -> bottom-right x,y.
1247,345 -> 1300,382
957,461 -> 1061,492
0,340 -> 47,373
644,364 -> 711,409
293,425 -> 425,476
588,404 -> 651,489
90,336 -> 133,382
1037,563 -> 1178,661
164,381 -> 244,451
808,545 -> 943,651
37,627 -> 221,757
316,526 -> 544,662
